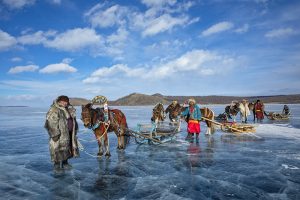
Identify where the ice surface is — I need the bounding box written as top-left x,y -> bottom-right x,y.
0,104 -> 300,199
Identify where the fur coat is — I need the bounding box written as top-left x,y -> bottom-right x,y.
44,101 -> 79,163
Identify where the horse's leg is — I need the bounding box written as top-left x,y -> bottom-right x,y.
205,120 -> 211,135
95,130 -> 103,156
117,135 -> 121,149
104,134 -> 111,157
120,130 -> 125,149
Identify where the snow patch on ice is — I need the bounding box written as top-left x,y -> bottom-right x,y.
282,164 -> 299,170
256,124 -> 300,140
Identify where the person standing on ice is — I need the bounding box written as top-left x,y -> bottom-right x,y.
254,99 -> 264,122
282,105 -> 290,115
181,98 -> 202,141
44,95 -> 79,170
239,99 -> 251,123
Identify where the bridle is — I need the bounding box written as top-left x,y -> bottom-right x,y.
81,107 -> 93,129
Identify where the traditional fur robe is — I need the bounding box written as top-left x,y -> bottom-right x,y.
44,101 -> 79,163
239,102 -> 251,122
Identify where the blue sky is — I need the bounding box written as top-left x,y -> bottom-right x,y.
0,0 -> 299,106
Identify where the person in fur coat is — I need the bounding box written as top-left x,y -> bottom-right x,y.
44,95 -> 79,170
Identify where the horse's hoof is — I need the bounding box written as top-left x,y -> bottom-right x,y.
97,152 -> 103,157
105,153 -> 111,157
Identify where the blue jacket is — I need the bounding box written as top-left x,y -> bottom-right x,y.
181,104 -> 202,121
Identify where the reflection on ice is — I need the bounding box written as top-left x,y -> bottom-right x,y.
0,105 -> 300,199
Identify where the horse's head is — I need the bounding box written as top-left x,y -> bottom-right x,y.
81,103 -> 93,128
225,101 -> 240,116
170,103 -> 183,119
151,103 -> 166,122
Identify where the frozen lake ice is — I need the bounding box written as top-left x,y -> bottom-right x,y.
0,104 -> 300,200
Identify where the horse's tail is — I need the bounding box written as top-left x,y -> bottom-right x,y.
121,112 -> 131,146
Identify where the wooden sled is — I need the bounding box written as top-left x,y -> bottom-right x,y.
220,122 -> 256,133
264,111 -> 290,120
129,121 -> 181,145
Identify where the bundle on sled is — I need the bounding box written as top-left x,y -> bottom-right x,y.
129,121 -> 181,145
220,122 -> 256,133
264,111 -> 290,120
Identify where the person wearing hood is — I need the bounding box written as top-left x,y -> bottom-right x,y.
44,95 -> 79,170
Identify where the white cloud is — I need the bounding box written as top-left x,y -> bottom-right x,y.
106,27 -> 128,44
146,49 -> 233,78
44,28 -> 102,51
85,4 -> 128,28
201,21 -> 234,36
8,65 -> 39,74
0,30 -> 17,51
265,28 -> 297,38
16,28 -> 102,53
39,63 -> 77,74
85,1 -> 196,37
11,57 -> 22,62
142,14 -> 189,37
83,49 -> 237,83
235,24 -> 249,34
141,0 -> 177,7
2,0 -> 35,9
83,64 -> 145,83
17,31 -> 47,45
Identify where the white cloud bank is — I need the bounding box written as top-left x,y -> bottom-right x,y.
83,49 -> 237,83
85,1 -> 197,37
39,63 -> 77,74
202,21 -> 234,36
8,65 -> 39,74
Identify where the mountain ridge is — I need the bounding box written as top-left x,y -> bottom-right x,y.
69,93 -> 300,106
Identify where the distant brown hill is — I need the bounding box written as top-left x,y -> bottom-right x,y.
70,93 -> 300,106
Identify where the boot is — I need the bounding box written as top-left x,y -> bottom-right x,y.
62,160 -> 72,169
185,133 -> 193,141
195,134 -> 199,143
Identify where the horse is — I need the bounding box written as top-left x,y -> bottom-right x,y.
200,107 -> 216,135
165,102 -> 182,122
151,103 -> 166,123
225,101 -> 240,122
81,103 -> 129,157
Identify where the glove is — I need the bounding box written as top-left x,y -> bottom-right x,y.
52,135 -> 60,142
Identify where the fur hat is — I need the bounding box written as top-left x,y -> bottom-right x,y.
188,98 -> 196,104
57,95 -> 69,103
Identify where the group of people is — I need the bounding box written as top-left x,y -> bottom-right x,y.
238,99 -> 290,123
44,95 -> 291,170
